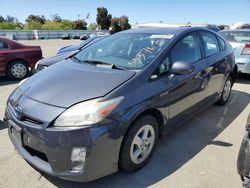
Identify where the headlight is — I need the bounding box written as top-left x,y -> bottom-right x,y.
54,96 -> 124,127
34,60 -> 41,70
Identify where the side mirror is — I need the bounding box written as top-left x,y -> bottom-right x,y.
171,61 -> 194,75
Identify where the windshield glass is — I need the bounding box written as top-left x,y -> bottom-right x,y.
74,33 -> 171,70
220,31 -> 250,43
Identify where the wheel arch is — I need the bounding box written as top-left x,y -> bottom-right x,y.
118,107 -> 165,169
6,58 -> 29,71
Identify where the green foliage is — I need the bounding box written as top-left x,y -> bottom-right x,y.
96,7 -> 112,30
111,17 -> 121,34
119,16 -> 131,30
73,20 -> 87,30
0,22 -> 21,30
0,16 -> 5,23
0,15 -> 23,29
51,14 -> 62,22
111,16 -> 131,34
24,21 -> 43,30
26,15 -> 46,24
0,10 -> 131,31
88,23 -> 99,31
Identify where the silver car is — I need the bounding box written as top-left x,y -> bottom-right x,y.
219,29 -> 250,74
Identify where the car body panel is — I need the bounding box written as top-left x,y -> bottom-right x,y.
238,113 -> 250,180
21,59 -> 136,108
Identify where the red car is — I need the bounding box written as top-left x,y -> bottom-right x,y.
0,36 -> 42,80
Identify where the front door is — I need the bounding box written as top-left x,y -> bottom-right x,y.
160,32 -> 209,130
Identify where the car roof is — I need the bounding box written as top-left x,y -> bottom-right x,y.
120,27 -> 212,35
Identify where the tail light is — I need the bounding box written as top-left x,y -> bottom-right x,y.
241,44 -> 250,55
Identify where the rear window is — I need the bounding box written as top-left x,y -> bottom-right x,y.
217,37 -> 226,51
219,31 -> 250,43
201,32 -> 220,57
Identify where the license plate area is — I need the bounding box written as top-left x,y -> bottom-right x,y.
8,121 -> 23,145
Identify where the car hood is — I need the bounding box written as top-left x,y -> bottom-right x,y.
58,44 -> 81,54
19,59 -> 135,108
39,51 -> 78,66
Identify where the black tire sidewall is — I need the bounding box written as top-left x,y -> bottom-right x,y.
119,115 -> 159,172
7,60 -> 29,80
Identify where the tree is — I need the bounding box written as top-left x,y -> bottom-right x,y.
24,21 -> 43,30
110,16 -> 131,34
119,16 -> 131,31
110,17 -> 121,34
5,15 -> 15,23
96,7 -> 112,30
51,14 -> 62,22
88,23 -> 98,31
0,16 -> 5,23
26,15 -> 46,24
73,20 -> 87,30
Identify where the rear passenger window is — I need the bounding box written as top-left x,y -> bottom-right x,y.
171,33 -> 201,64
217,37 -> 226,51
201,32 -> 220,56
0,41 -> 9,50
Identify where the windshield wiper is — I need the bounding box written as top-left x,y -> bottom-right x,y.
83,59 -> 126,70
71,56 -> 81,63
83,59 -> 110,65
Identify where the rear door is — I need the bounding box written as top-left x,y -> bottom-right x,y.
199,31 -> 227,101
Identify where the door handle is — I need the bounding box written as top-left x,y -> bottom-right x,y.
194,72 -> 202,80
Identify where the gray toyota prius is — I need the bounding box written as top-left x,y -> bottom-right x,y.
4,27 -> 238,182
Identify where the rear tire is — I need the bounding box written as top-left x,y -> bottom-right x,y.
216,76 -> 232,106
119,115 -> 159,172
6,60 -> 29,80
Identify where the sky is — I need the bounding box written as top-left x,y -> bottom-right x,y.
0,0 -> 249,25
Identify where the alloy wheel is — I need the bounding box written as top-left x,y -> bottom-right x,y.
130,124 -> 155,164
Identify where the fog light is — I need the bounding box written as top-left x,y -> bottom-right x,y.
71,147 -> 86,172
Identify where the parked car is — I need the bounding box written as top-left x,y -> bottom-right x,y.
35,36 -> 106,72
219,29 -> 250,74
6,34 -> 17,40
62,33 -> 70,40
57,36 -> 106,54
80,34 -> 89,40
72,34 -> 80,39
0,36 -> 42,79
237,113 -> 250,186
4,27 -> 237,182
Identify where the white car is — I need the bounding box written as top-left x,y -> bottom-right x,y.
219,29 -> 250,74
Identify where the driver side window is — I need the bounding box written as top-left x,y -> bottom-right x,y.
158,33 -> 201,75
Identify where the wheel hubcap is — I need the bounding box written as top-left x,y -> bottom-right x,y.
130,124 -> 155,164
223,80 -> 231,101
11,63 -> 27,78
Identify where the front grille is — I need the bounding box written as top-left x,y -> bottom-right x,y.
8,102 -> 43,125
24,146 -> 48,162
22,116 -> 43,125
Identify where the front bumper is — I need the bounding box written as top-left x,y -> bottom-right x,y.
5,103 -> 125,182
236,58 -> 250,74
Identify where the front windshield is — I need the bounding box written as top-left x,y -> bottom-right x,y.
74,33 -> 171,70
220,31 -> 250,43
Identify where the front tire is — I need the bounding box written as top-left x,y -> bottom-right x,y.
6,60 -> 29,80
119,115 -> 159,172
216,76 -> 232,106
